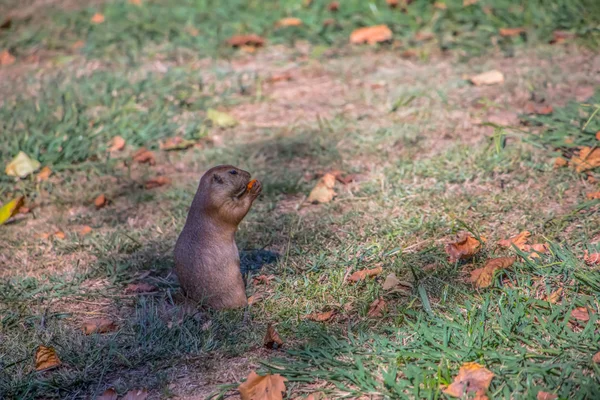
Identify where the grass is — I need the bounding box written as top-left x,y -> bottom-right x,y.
2,0 -> 600,399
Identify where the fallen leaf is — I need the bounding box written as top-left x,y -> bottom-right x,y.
307,173 -> 336,204
53,231 -> 66,240
499,27 -> 526,37
497,231 -> 530,250
240,45 -> 256,54
415,31 -> 435,41
132,148 -> 156,165
129,0 -> 142,5
253,274 -> 274,285
348,266 -> 383,282
122,389 -> 148,400
238,371 -> 287,400
124,283 -> 158,294
554,157 -> 568,168
0,49 -> 15,66
571,307 -> 590,322
463,0 -> 478,5
5,151 -> 41,178
328,1 -> 339,11
268,72 -> 293,83
386,0 -> 399,8
207,108 -> 238,128
434,2 -> 447,10
469,257 -> 515,288
159,137 -> 195,151
35,345 -> 61,371
306,310 -> 334,322
79,225 -> 93,236
524,102 -> 553,115
546,287 -> 563,304
537,392 -> 558,400
97,388 -> 118,400
597,131 -> 600,141
264,324 -> 284,349
248,293 -> 264,305
584,251 -> 600,266
522,243 -> 549,254
276,17 -> 302,27
145,176 -> 170,189
227,34 -> 265,48
571,147 -> 600,173
72,40 -> 85,50
551,30 -> 575,44
587,191 -> 600,200
593,351 -> 600,363
37,166 -> 52,182
109,136 -> 126,152
0,196 -> 24,225
91,13 -> 105,24
82,318 -> 117,335
445,233 -> 485,262
470,70 -> 504,86
350,25 -> 393,45
367,297 -> 387,318
94,194 -> 108,209
443,362 -> 494,398
382,273 -> 401,290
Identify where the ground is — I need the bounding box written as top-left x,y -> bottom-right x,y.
1,1 -> 600,399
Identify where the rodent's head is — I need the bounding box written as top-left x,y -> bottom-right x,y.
199,164 -> 252,201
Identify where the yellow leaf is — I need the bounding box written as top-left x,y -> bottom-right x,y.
276,17 -> 303,27
0,196 -> 24,225
470,70 -> 504,86
350,25 -> 393,45
91,13 -> 105,24
207,108 -> 238,128
445,233 -> 485,262
307,173 -> 336,204
82,318 -> 117,335
238,371 -> 287,400
6,151 -> 41,178
159,136 -> 195,151
264,323 -> 284,349
443,362 -> 494,398
35,345 -> 61,371
348,266 -> 383,282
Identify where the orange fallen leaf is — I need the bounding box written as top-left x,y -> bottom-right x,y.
537,392 -> 558,400
571,307 -> 591,322
252,274 -> 274,285
350,25 -> 393,45
306,310 -> 334,322
53,231 -> 66,240
571,147 -> 600,173
443,362 -> 494,398
307,173 -> 336,204
97,388 -> 118,400
499,27 -> 526,37
132,148 -> 156,165
445,233 -> 485,262
593,351 -> 600,363
227,34 -> 265,48
470,70 -> 504,86
597,131 -> 600,141
498,231 -> 530,250
584,250 -> 600,266
109,136 -> 126,152
587,191 -> 600,200
264,323 -> 284,349
348,266 -> 383,282
37,166 -> 52,182
0,49 -> 15,66
546,287 -> 563,304
94,194 -> 108,209
82,318 -> 117,335
522,243 -> 549,254
35,345 -> 61,371
79,225 -> 93,236
124,283 -> 158,294
238,371 -> 287,400
328,1 -> 339,11
145,176 -> 170,189
122,389 -> 148,400
367,297 -> 387,318
554,157 -> 568,168
469,257 -> 515,288
524,102 -> 553,115
276,17 -> 302,27
91,13 -> 105,24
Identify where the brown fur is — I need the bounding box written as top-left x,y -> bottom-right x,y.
174,165 -> 262,309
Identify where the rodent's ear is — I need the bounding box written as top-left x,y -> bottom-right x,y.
212,174 -> 224,184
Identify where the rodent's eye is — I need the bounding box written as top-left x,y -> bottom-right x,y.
229,170 -> 238,175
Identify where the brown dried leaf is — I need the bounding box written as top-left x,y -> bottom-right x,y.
82,318 -> 117,335
350,25 -> 393,45
443,362 -> 494,398
571,307 -> 590,322
537,392 -> 558,400
499,27 -> 525,37
415,31 -> 435,41
524,102 -> 553,115
91,13 -> 105,24
53,231 -> 66,240
554,157 -> 568,168
145,176 -> 170,189
551,30 -> 575,44
593,351 -> 600,364
94,194 -> 107,209
276,17 -> 302,27
227,34 -> 265,48
571,147 -> 600,173
584,251 -> 600,266
97,388 -> 118,400
238,371 -> 287,400
382,273 -> 400,290
386,0 -> 399,8
122,389 -> 148,400
470,70 -> 504,86
307,173 -> 336,204
264,324 -> 284,349
0,49 -> 15,66
268,72 -> 293,83
248,293 -> 264,305
587,191 -> 600,200
306,310 -> 334,322
253,275 -> 275,285
546,287 -> 563,304
328,1 -> 339,11
367,297 -> 387,318
124,283 -> 157,294
497,231 -> 530,249
109,136 -> 126,152
348,266 -> 383,282
132,148 -> 156,165
37,166 -> 52,182
79,225 -> 93,236
35,345 -> 61,371
469,266 -> 495,288
445,233 -> 485,262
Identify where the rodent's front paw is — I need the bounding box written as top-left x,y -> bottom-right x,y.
247,179 -> 262,197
